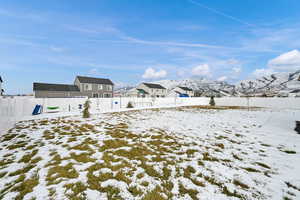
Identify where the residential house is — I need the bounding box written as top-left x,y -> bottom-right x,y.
126,88 -> 149,97
137,83 -> 166,97
0,76 -> 3,96
33,76 -> 114,98
33,83 -> 82,98
174,86 -> 194,97
74,76 -> 114,98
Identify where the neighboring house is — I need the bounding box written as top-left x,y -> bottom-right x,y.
0,76 -> 3,96
174,86 -> 194,97
126,88 -> 149,97
33,76 -> 114,98
74,76 -> 114,98
137,83 -> 166,97
166,90 -> 181,97
194,90 -> 204,97
33,83 -> 82,98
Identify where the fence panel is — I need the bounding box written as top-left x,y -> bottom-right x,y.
2,96 -> 299,134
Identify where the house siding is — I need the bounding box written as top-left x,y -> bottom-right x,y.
34,90 -> 82,98
74,77 -> 113,98
175,87 -> 194,97
137,83 -> 166,97
33,77 -> 114,98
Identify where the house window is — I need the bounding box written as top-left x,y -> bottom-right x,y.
107,85 -> 112,91
93,93 -> 99,98
85,84 -> 92,91
98,85 -> 103,90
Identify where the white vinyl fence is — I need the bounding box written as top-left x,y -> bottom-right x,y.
1,96 -> 300,134
215,97 -> 300,110
0,96 -> 208,133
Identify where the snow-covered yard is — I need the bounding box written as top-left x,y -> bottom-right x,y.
0,106 -> 299,200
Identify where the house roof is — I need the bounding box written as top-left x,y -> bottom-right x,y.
137,89 -> 149,94
142,83 -> 166,89
0,76 -> 2,82
33,83 -> 80,92
178,86 -> 193,91
76,76 -> 113,85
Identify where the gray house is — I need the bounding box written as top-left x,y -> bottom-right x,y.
33,76 -> 114,98
33,83 -> 82,98
74,76 -> 114,98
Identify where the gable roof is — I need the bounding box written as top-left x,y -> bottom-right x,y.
0,76 -> 2,83
76,76 -> 113,85
142,83 -> 166,89
33,83 -> 80,92
137,89 -> 149,94
178,86 -> 193,91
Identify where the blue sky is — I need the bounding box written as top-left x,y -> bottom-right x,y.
1,0 -> 300,94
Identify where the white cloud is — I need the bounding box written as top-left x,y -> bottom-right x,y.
252,68 -> 275,78
191,64 -> 211,77
268,49 -> 300,71
121,36 -> 231,49
217,76 -> 227,81
232,67 -> 241,73
88,68 -> 107,76
142,67 -> 167,79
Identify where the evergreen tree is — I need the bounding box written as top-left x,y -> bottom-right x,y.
209,96 -> 215,106
83,99 -> 91,118
127,101 -> 134,108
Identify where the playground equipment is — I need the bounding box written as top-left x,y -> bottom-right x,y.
32,105 -> 42,115
46,106 -> 60,113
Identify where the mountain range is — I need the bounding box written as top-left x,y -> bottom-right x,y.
116,70 -> 300,97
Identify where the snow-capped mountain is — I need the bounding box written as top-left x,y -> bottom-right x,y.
153,70 -> 300,96
237,70 -> 300,96
117,70 -> 300,97
154,78 -> 238,97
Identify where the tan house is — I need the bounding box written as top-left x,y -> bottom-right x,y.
137,83 -> 166,97
174,86 -> 194,97
125,88 -> 150,97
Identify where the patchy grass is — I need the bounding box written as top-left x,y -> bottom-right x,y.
233,179 -> 250,189
143,186 -> 166,200
69,152 -> 96,163
255,162 -> 271,169
242,167 -> 261,173
179,183 -> 198,200
11,172 -> 39,200
64,182 -> 87,199
0,108 -> 292,200
46,163 -> 79,185
9,164 -> 35,176
18,149 -> 39,163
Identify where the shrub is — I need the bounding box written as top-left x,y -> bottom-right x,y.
127,102 -> 134,108
83,99 -> 91,118
209,96 -> 215,106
